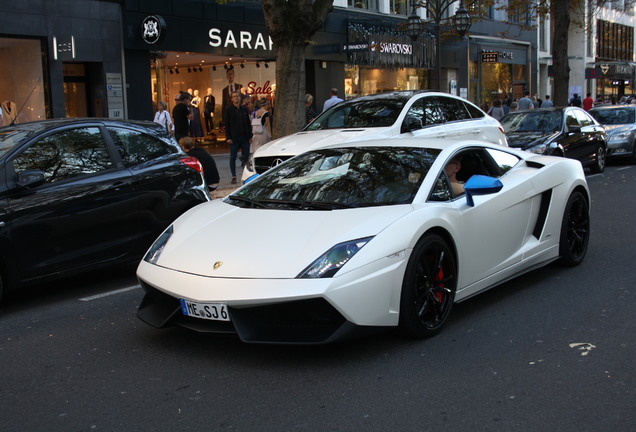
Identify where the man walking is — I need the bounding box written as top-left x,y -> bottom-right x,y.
518,90 -> 534,110
322,88 -> 344,112
223,90 -> 252,184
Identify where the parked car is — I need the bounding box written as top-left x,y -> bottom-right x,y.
241,91 -> 507,181
500,107 -> 607,173
138,138 -> 590,344
588,104 -> 636,161
0,118 -> 210,300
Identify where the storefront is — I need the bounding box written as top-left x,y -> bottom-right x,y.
467,36 -> 532,108
0,1 -> 124,124
343,21 -> 436,98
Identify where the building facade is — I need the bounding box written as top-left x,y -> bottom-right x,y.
0,0 -> 124,124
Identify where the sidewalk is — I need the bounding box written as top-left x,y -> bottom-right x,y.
197,137 -> 241,199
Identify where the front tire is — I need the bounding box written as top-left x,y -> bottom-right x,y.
559,191 -> 590,266
591,144 -> 606,173
399,234 -> 457,338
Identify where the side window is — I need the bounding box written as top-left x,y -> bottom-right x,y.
108,127 -> 175,167
404,99 -> 425,130
429,172 -> 453,201
463,101 -> 485,118
565,111 -> 580,129
574,109 -> 593,127
484,148 -> 521,176
12,127 -> 113,184
422,97 -> 448,126
438,97 -> 470,122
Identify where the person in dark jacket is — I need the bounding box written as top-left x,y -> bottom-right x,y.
179,137 -> 220,191
223,90 -> 252,183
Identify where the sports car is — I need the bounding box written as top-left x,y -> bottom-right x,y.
137,138 -> 590,344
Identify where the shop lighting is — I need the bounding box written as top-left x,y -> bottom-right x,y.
240,63 -> 245,69
256,62 -> 260,68
187,67 -> 192,73
169,68 -> 173,74
264,62 -> 269,68
175,67 -> 180,74
213,65 -> 217,71
199,66 -> 203,72
224,64 -> 228,70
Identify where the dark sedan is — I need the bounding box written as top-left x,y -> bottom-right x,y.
500,107 -> 607,173
0,118 -> 210,300
589,104 -> 636,162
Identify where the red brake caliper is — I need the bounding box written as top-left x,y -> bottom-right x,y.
434,267 -> 445,303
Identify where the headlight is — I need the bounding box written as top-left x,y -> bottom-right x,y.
297,237 -> 373,279
609,132 -> 631,142
526,143 -> 548,154
143,225 -> 174,264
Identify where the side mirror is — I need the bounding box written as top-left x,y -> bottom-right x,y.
244,173 -> 260,184
16,170 -> 46,189
402,117 -> 422,133
464,175 -> 503,207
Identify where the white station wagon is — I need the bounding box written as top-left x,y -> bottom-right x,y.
242,90 -> 507,181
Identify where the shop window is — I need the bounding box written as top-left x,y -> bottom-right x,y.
0,37 -> 47,125
390,0 -> 408,15
348,0 -> 378,12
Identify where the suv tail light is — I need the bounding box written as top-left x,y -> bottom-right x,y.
180,156 -> 203,173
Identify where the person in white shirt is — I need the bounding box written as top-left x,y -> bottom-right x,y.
153,101 -> 174,136
322,88 -> 344,112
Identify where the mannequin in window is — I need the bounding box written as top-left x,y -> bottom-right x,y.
1,100 -> 17,125
221,67 -> 243,111
189,90 -> 204,140
203,87 -> 216,135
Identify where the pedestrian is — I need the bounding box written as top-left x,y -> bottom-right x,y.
570,93 -> 582,107
179,136 -> 220,191
250,99 -> 272,155
305,93 -> 317,125
518,91 -> 534,110
509,101 -> 519,112
153,101 -> 174,136
322,88 -> 343,112
583,92 -> 594,111
223,90 -> 252,184
172,91 -> 193,142
541,95 -> 553,108
487,99 -> 505,121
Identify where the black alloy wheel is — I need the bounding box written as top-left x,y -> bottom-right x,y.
591,144 -> 606,173
399,233 -> 457,338
559,190 -> 590,266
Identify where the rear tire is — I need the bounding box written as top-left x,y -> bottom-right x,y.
399,234 -> 457,338
559,191 -> 590,266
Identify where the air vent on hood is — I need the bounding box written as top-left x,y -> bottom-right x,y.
526,160 -> 545,169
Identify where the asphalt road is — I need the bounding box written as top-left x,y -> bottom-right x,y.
1,162 -> 634,432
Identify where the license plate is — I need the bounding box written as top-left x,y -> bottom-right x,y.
180,299 -> 230,321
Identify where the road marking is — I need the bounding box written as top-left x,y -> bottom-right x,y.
616,166 -> 632,171
79,285 -> 141,301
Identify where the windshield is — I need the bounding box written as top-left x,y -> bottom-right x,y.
305,98 -> 406,130
590,108 -> 636,125
227,147 -> 440,209
501,111 -> 563,133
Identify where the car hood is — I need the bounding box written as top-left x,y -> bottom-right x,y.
506,131 -> 560,149
604,124 -> 634,136
254,127 -> 393,158
152,199 -> 412,279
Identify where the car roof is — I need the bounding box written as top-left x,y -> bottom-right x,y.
315,137 -> 498,153
1,117 -> 161,133
337,90 -> 467,104
589,104 -> 636,111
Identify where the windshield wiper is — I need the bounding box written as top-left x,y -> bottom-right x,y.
226,195 -> 268,208
257,199 -> 355,210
